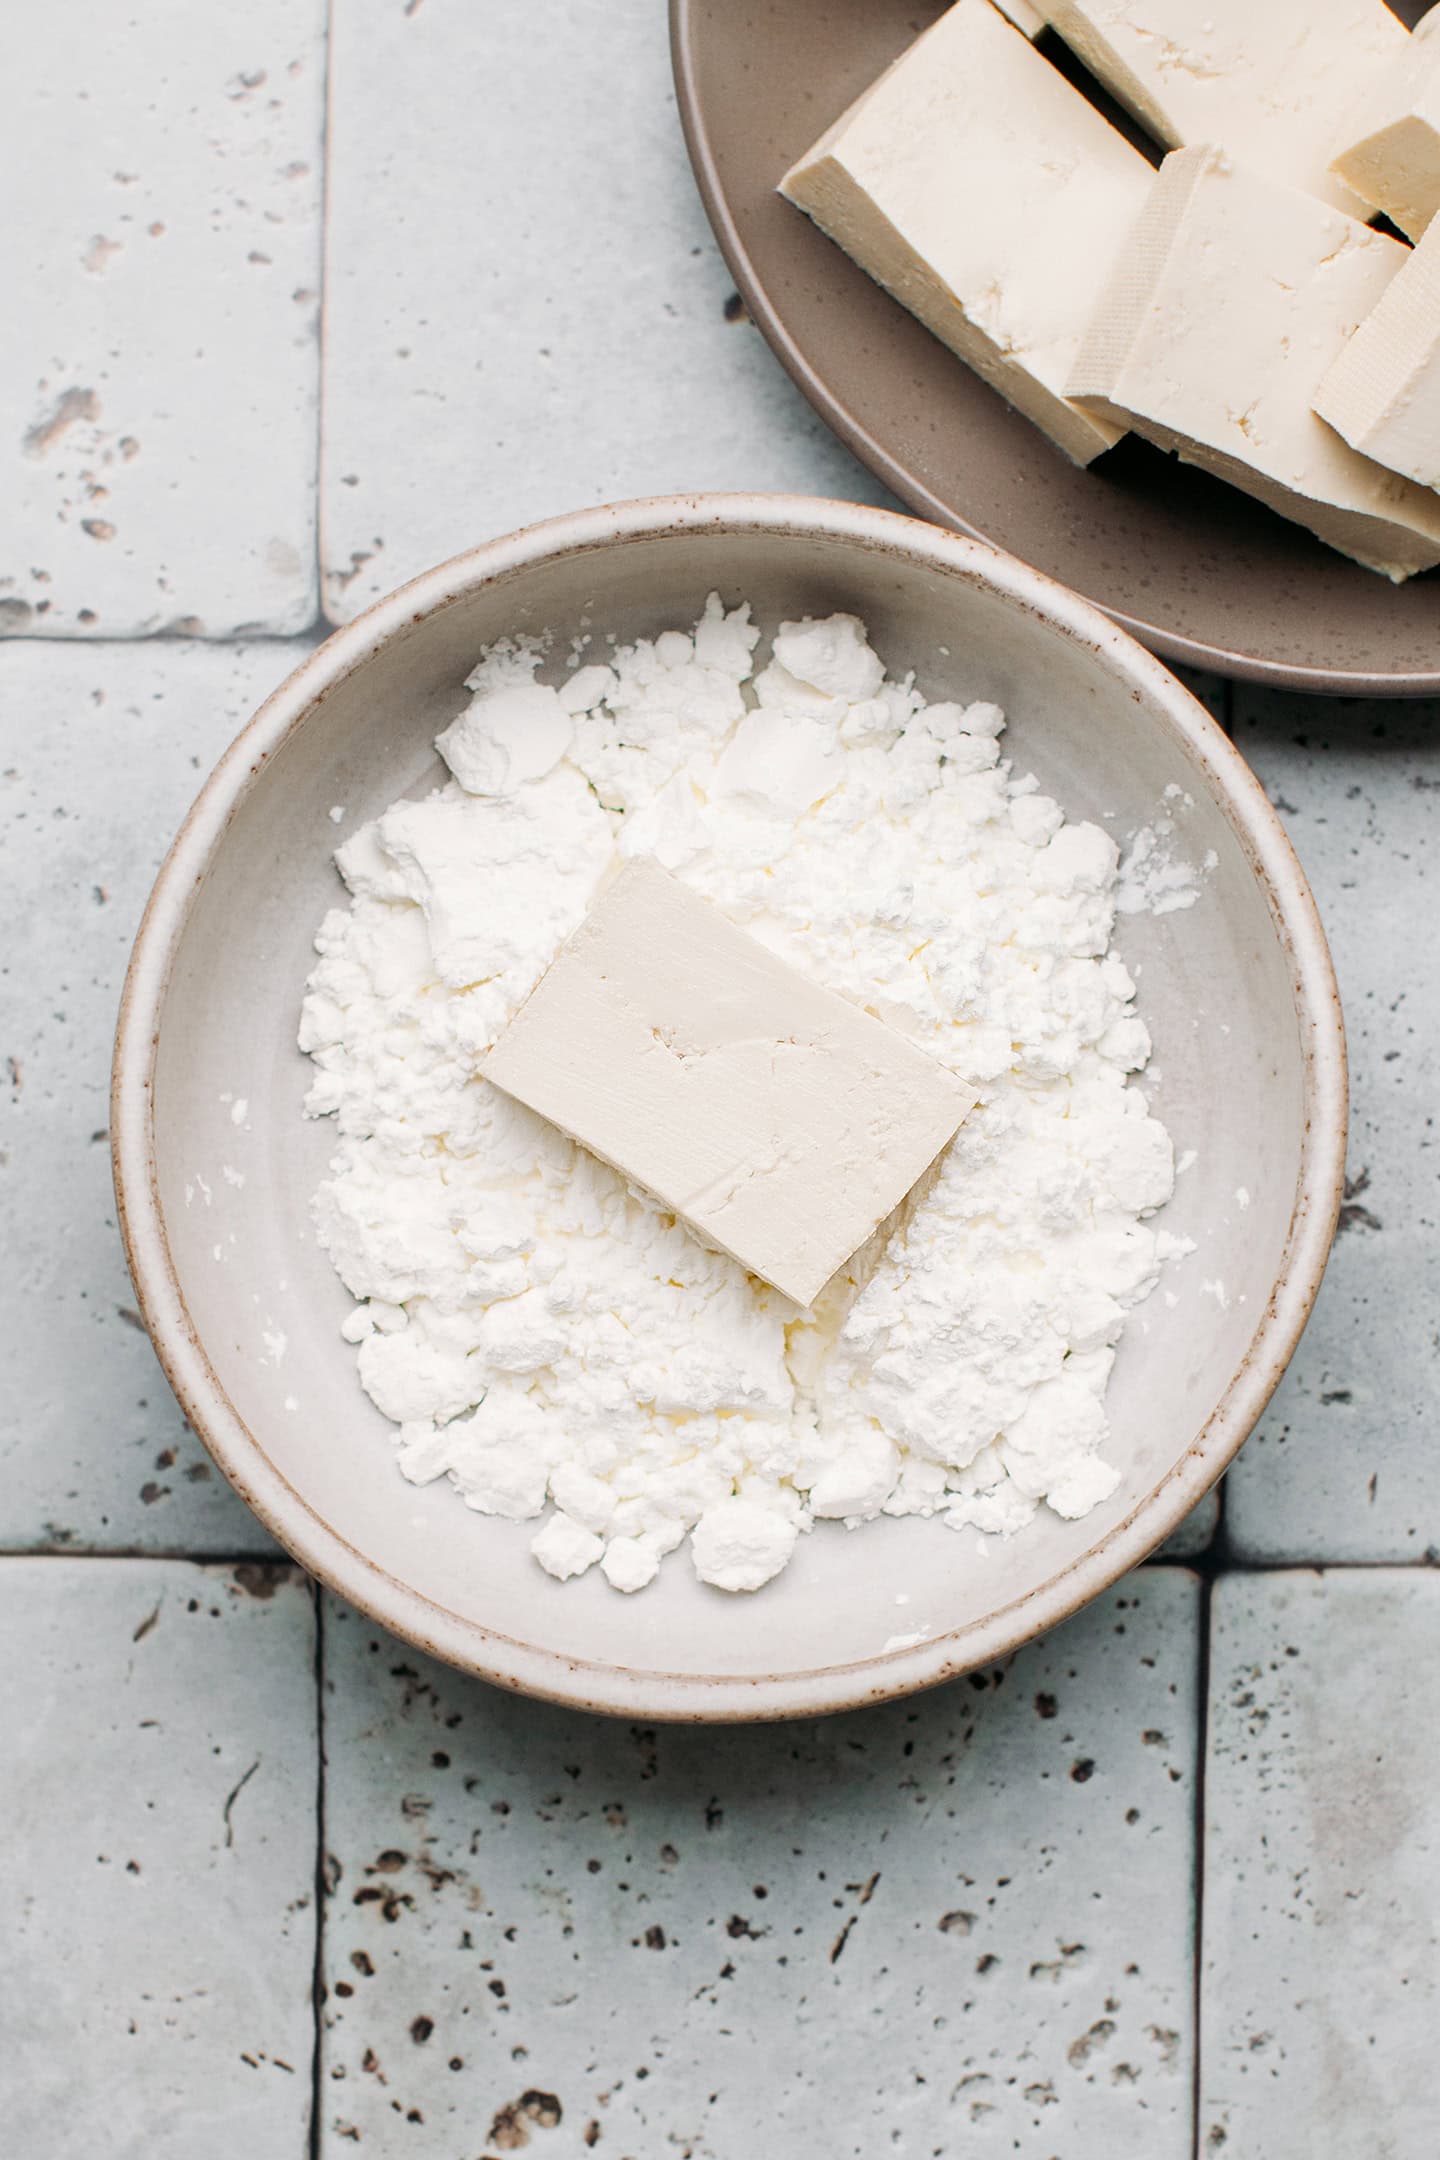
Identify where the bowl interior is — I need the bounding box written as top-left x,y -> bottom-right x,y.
149,521 -> 1303,1691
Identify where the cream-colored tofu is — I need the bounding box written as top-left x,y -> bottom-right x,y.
1070,147 -> 1440,582
1044,0 -> 1408,217
779,0 -> 1154,466
1331,7 -> 1440,240
1315,213 -> 1440,492
482,859 -> 976,1309
989,0 -> 1047,34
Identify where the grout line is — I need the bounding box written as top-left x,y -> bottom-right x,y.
309,1582 -> 328,2160
314,0 -> 338,632
1212,1468 -> 1234,1570
0,623 -> 328,650
1149,1546 -> 1440,1577
1190,1569 -> 1215,2160
0,1546 -> 298,1564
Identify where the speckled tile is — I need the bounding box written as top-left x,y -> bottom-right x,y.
1200,1568 -> 1440,2160
0,4 -> 322,637
0,639 -> 311,1551
1225,693 -> 1440,1562
319,0 -> 896,624
0,1558 -> 318,2156
318,1570 -> 1199,2157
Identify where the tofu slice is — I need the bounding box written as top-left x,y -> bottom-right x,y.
1331,8 -> 1440,241
1315,214 -> 1440,493
482,859 -> 976,1309
988,0 -> 1048,34
779,0 -> 1154,466
1069,146 -> 1440,582
1043,0 -> 1408,218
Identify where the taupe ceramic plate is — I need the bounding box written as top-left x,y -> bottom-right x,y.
671,0 -> 1440,694
113,495 -> 1346,1720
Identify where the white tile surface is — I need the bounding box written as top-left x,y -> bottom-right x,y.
1226,693 -> 1440,1561
319,1571 -> 1199,2157
1201,1568 -> 1440,2159
0,1559 -> 317,2156
0,4 -> 323,638
320,0 -> 895,623
0,638 -> 309,1550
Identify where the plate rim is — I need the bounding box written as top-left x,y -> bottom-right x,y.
669,0 -> 1440,698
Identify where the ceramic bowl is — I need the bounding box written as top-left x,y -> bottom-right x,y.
113,494 -> 1346,1720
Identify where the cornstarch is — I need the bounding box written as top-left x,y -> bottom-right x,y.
299,600 -> 1182,1594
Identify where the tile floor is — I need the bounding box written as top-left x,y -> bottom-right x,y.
2,4 -> 1436,2154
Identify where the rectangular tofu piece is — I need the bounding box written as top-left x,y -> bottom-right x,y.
1069,146 -> 1440,582
779,0 -> 1154,467
1331,8 -> 1440,240
482,858 -> 976,1309
989,0 -> 1047,34
1044,0 -> 1408,217
1315,215 -> 1440,492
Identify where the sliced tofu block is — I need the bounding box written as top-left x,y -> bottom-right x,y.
482,859 -> 976,1309
989,0 -> 1048,33
1070,146 -> 1440,582
1331,8 -> 1440,240
1044,0 -> 1407,217
779,0 -> 1154,466
1315,213 -> 1440,492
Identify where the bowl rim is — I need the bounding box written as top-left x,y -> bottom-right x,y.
112,491 -> 1347,1722
669,0 -> 1440,698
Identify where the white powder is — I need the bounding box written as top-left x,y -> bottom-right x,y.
300,599 -> 1183,1595
1116,817 -> 1202,917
